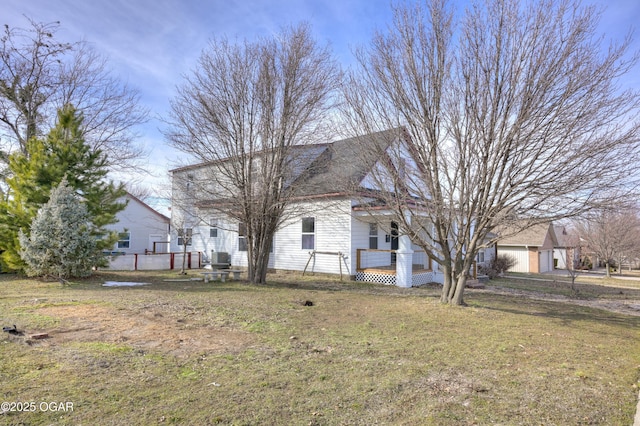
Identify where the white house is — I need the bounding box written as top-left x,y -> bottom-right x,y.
497,223 -> 558,274
553,225 -> 580,270
170,129 -> 444,287
106,192 -> 170,255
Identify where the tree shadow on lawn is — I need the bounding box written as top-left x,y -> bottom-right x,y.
469,292 -> 640,329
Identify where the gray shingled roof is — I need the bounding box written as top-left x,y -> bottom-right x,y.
172,128 -> 404,201
291,129 -> 399,197
498,223 -> 557,247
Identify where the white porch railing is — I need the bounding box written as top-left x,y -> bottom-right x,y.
356,249 -> 433,273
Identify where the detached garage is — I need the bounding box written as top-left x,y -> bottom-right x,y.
497,223 -> 558,274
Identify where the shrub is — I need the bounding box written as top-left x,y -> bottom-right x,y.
19,179 -> 103,279
480,254 -> 517,279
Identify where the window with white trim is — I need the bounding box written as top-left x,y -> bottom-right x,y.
117,232 -> 130,249
177,228 -> 192,246
238,222 -> 247,251
302,217 -> 315,250
369,223 -> 378,249
209,218 -> 218,238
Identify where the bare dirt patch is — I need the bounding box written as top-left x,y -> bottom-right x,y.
35,304 -> 255,357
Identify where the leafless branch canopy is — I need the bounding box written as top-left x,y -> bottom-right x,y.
342,0 -> 640,304
0,19 -> 149,170
574,207 -> 640,276
166,23 -> 341,283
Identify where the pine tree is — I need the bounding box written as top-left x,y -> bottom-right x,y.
19,179 -> 101,279
0,105 -> 126,271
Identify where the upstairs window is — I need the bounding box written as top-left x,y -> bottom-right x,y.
186,174 -> 194,192
178,228 -> 192,246
302,217 -> 315,250
209,218 -> 218,238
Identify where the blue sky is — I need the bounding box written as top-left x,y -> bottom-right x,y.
4,0 -> 640,197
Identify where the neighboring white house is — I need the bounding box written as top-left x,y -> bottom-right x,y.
170,129 -> 445,287
497,223 -> 558,274
105,192 -> 170,255
553,225 -> 580,270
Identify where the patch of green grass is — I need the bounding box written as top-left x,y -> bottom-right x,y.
71,341 -> 134,355
7,312 -> 61,329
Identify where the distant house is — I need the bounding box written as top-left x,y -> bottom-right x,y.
105,193 -> 170,254
497,223 -> 558,274
170,129 -> 447,287
553,225 -> 580,270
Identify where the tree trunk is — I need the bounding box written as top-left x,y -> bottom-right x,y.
605,261 -> 611,278
451,274 -> 467,306
440,266 -> 467,306
247,231 -> 273,284
180,247 -> 187,275
440,264 -> 452,304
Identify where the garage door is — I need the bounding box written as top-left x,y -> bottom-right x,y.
539,250 -> 553,273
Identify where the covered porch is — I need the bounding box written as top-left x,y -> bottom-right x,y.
355,248 -> 438,286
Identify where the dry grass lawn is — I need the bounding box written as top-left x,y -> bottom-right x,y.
1,270 -> 639,425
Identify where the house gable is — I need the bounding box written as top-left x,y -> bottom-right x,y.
106,193 -> 170,254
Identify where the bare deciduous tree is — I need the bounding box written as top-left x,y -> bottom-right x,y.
0,19 -> 148,172
555,225 -> 582,290
166,23 -> 340,284
342,0 -> 640,305
575,209 -> 640,277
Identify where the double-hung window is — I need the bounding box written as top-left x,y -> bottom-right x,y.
238,222 -> 247,251
117,232 -> 130,249
301,217 -> 315,250
369,223 -> 378,249
210,218 -> 218,238
178,228 -> 192,246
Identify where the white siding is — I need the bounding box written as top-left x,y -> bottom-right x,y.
554,249 -> 566,269
179,200 -> 351,274
105,195 -> 169,254
180,217 -> 255,268
274,199 -> 352,274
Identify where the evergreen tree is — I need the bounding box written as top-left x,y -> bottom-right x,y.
0,105 -> 126,271
19,179 -> 101,279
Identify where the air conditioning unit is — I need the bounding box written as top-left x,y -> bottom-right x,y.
210,251 -> 230,268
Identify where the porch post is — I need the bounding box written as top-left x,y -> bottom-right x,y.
396,215 -> 413,288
